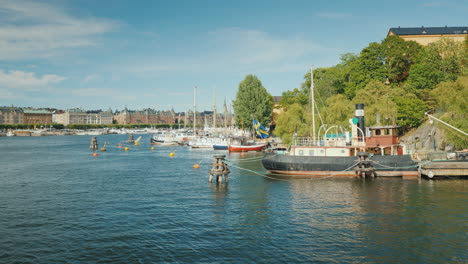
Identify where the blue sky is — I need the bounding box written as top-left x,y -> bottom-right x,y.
0,0 -> 467,112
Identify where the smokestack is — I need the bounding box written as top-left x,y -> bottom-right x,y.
355,104 -> 365,138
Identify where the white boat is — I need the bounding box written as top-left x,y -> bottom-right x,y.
150,129 -> 194,145
189,136 -> 230,149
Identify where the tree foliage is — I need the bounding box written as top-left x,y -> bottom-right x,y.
274,103 -> 311,145
274,36 -> 466,146
430,76 -> 468,149
233,74 -> 273,129
408,38 -> 465,91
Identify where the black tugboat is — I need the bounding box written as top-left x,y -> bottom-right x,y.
262,103 -> 418,178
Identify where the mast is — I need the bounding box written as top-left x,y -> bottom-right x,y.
310,67 -> 316,141
178,113 -> 181,130
213,88 -> 217,131
223,99 -> 228,135
194,86 -> 197,134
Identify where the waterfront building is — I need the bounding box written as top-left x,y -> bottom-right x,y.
54,108 -> 113,125
0,106 -> 24,124
113,108 -> 178,125
387,26 -> 468,46
23,109 -> 53,125
86,109 -> 113,125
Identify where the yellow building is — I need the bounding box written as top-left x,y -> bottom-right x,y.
23,109 -> 52,125
387,26 -> 468,46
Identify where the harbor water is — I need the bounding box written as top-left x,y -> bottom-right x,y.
0,135 -> 466,263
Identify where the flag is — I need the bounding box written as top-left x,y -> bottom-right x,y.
253,119 -> 269,139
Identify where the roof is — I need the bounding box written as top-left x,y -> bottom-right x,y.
388,26 -> 468,36
23,109 -> 51,114
0,107 -> 23,113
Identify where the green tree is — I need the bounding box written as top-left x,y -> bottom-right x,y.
407,38 -> 465,92
274,103 -> 311,145
279,88 -> 308,106
233,74 -> 273,129
321,94 -> 354,128
352,81 -> 399,126
345,42 -> 386,98
381,35 -> 422,84
394,93 -> 427,130
430,76 -> 468,149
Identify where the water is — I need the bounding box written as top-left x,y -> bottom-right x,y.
0,135 -> 466,263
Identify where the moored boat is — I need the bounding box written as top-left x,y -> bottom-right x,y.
229,143 -> 267,152
262,104 -> 419,178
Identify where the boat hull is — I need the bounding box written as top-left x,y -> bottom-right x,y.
262,153 -> 419,178
229,144 -> 266,152
213,144 -> 228,150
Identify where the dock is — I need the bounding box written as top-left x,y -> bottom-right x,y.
420,161 -> 468,178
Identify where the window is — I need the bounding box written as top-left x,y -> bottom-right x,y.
375,129 -> 381,136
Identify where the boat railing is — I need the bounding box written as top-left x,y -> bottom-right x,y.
292,137 -> 321,147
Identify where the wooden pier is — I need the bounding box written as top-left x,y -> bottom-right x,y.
420,161 -> 468,178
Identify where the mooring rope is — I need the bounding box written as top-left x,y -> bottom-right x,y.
368,160 -> 430,169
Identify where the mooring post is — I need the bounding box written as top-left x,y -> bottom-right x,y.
90,136 -> 98,151
355,152 -> 375,178
128,133 -> 135,144
209,155 -> 230,183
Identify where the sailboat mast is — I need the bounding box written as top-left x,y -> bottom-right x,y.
223,99 -> 227,134
311,67 -> 316,141
194,86 -> 197,134
213,88 -> 216,130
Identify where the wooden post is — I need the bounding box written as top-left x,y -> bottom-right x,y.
209,154 -> 230,183
90,136 -> 98,151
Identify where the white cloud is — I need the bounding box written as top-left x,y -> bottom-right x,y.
0,0 -> 119,60
0,88 -> 18,99
71,87 -> 138,102
124,28 -> 324,75
0,69 -> 66,90
71,88 -> 113,97
208,28 -> 321,65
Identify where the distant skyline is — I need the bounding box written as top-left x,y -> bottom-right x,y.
0,0 -> 467,111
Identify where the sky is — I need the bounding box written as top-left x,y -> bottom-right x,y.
0,0 -> 467,112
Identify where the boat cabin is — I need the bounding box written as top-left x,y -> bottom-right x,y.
365,125 -> 403,155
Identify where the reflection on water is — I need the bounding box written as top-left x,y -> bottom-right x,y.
0,135 -> 466,263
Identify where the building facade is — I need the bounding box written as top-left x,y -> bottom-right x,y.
113,108 -> 176,124
387,26 -> 468,46
23,109 -> 52,125
0,106 -> 23,124
53,108 -> 114,126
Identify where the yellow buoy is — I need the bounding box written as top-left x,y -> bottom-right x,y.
150,147 -> 155,150
124,147 -> 129,151
134,142 -> 140,146
193,164 -> 200,169
169,152 -> 175,157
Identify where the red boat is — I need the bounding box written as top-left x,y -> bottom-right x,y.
228,143 -> 267,152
